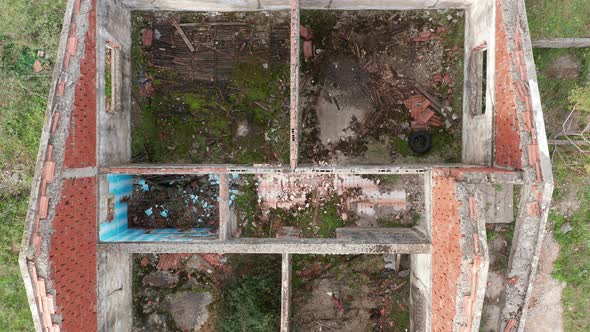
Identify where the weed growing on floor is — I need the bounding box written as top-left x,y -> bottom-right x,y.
218,255 -> 281,332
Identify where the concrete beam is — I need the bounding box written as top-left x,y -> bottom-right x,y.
122,0 -> 470,11
99,163 -> 508,175
289,0 -> 300,169
97,252 -> 132,332
532,38 -> 590,48
410,253 -> 432,332
98,232 -> 430,254
280,253 -> 292,332
218,174 -> 231,241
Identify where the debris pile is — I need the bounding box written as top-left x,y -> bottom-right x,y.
128,175 -> 220,230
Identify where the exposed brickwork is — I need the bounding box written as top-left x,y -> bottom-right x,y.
63,4 -> 97,169
494,0 -> 522,169
49,177 -> 97,332
431,170 -> 463,332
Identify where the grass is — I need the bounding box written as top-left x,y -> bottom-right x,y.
525,0 -> 590,38
547,149 -> 590,331
0,0 -> 66,330
533,48 -> 590,135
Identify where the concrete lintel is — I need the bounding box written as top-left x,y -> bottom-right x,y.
280,253 -> 292,332
99,163 -> 493,175
98,237 -> 430,255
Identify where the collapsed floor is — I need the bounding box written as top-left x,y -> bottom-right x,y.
298,10 -> 465,164
232,173 -> 424,238
130,11 -> 291,164
291,254 -> 411,332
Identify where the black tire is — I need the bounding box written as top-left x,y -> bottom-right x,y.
408,130 -> 432,154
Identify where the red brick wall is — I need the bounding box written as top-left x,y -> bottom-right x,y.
48,1 -> 99,331
431,171 -> 463,332
63,1 -> 97,169
49,177 -> 97,331
494,0 -> 523,169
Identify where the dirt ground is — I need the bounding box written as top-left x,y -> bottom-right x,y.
127,175 -> 219,230
233,174 -> 424,238
524,232 -> 565,332
299,10 -> 465,164
291,254 -> 411,332
480,224 -> 514,332
130,11 -> 291,164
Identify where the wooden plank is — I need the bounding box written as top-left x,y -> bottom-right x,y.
172,20 -> 195,52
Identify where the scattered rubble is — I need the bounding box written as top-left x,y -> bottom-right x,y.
128,175 -> 219,230
291,254 -> 411,331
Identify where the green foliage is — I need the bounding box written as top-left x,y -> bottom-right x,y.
316,198 -> 347,238
533,48 -> 590,136
525,0 -> 590,38
568,85 -> 590,112
546,146 -> 590,330
0,198 -> 34,331
550,190 -> 590,331
218,255 -> 281,332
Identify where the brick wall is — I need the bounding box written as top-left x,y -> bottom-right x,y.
63,0 -> 97,169
494,0 -> 523,170
431,170 -> 463,332
47,1 -> 99,330
49,177 -> 98,331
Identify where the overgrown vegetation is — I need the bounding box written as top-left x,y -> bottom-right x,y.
531,22 -> 590,328
0,0 -> 66,330
236,178 -> 353,238
130,12 -> 290,164
525,0 -> 590,38
218,255 -> 281,332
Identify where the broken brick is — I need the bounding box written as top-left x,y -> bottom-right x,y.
526,201 -> 540,217
142,28 -> 154,46
299,25 -> 313,40
303,40 -> 314,59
